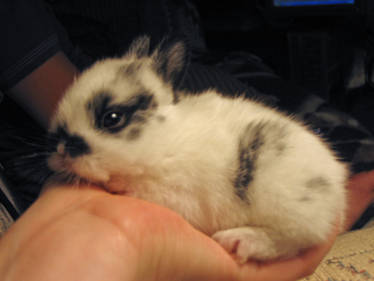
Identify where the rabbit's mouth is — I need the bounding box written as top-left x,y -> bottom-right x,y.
103,175 -> 134,195
48,150 -> 136,196
73,173 -> 134,196
48,173 -> 133,196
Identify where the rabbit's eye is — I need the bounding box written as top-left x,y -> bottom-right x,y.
101,111 -> 127,131
95,94 -> 153,133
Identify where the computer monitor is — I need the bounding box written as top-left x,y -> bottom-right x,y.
273,0 -> 355,7
265,0 -> 359,16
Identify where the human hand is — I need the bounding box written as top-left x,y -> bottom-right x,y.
0,184 -> 342,281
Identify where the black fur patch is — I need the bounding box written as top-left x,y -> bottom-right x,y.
47,125 -> 68,152
48,126 -> 91,158
64,135 -> 91,157
87,92 -> 113,127
306,177 -> 330,191
234,123 -> 265,202
88,92 -> 154,133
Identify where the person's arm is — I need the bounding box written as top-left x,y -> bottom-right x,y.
0,0 -> 79,129
6,52 -> 79,129
343,170 -> 374,230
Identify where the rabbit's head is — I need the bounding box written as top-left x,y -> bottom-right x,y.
47,36 -> 185,193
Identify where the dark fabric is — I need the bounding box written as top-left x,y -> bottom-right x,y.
47,0 -> 204,60
0,0 -> 60,90
47,0 -> 147,60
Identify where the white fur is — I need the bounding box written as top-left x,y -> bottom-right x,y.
48,42 -> 348,262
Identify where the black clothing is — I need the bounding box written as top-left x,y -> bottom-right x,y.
0,0 -> 59,90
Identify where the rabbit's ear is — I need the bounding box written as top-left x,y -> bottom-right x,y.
152,40 -> 185,85
126,35 -> 151,58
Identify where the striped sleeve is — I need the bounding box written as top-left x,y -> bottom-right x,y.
0,0 -> 60,90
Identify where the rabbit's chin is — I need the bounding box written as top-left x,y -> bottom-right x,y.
71,175 -> 134,196
48,166 -> 132,195
105,175 -> 134,195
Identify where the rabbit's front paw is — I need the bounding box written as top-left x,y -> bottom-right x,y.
212,227 -> 280,263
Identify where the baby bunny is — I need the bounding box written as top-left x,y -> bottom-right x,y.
47,36 -> 348,263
